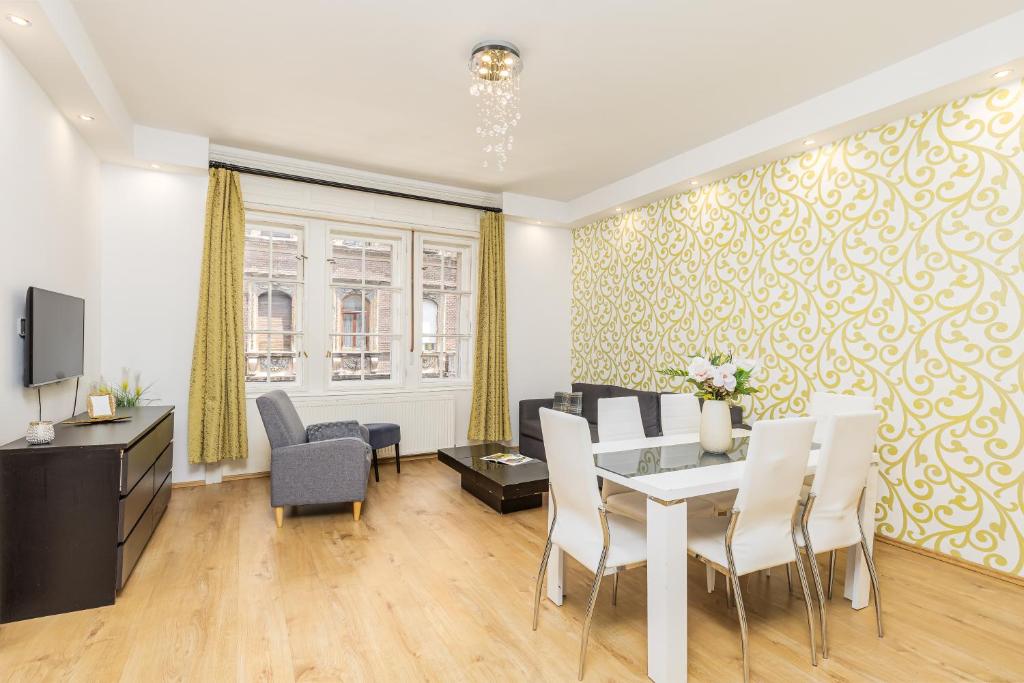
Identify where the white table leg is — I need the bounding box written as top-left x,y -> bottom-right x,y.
845,462 -> 878,609
647,497 -> 688,683
546,494 -> 564,605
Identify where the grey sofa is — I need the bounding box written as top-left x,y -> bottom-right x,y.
255,390 -> 372,526
518,382 -> 744,461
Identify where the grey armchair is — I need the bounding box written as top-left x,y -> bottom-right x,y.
255,390 -> 372,526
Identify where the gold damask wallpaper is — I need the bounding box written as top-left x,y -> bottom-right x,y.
572,81 -> 1024,576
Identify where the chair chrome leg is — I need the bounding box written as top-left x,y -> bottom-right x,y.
857,492 -> 884,638
724,511 -> 749,683
827,550 -> 836,600
786,562 -> 793,593
791,518 -> 818,667
800,494 -> 828,658
726,572 -> 734,606
532,487 -> 557,631
612,571 -> 619,606
578,507 -> 611,681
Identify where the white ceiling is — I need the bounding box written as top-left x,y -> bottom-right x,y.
71,0 -> 1024,199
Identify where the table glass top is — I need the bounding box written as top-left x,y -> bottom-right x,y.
594,435 -> 752,478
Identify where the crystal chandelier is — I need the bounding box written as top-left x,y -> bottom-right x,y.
468,41 -> 522,170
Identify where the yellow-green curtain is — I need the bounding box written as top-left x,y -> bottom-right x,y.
468,211 -> 511,441
188,168 -> 248,463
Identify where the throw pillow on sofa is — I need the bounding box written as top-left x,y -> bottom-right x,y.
552,391 -> 583,416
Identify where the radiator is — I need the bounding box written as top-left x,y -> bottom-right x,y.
291,392 -> 456,455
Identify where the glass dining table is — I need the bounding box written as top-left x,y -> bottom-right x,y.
542,428 -> 880,683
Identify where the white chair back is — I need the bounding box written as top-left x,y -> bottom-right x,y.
539,408 -> 608,571
808,391 -> 874,443
597,396 -> 645,442
660,393 -> 702,435
807,411 -> 882,550
730,416 -> 816,574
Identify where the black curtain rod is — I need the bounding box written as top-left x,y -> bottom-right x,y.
209,161 -> 502,214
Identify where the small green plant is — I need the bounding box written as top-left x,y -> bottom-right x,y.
96,369 -> 156,408
659,351 -> 760,402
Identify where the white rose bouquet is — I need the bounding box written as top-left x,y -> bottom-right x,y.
659,351 -> 759,401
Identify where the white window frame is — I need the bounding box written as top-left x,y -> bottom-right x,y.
241,208 -> 476,398
242,214 -> 309,393
324,222 -> 409,390
414,233 -> 477,386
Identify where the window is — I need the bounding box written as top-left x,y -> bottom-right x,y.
241,213 -> 474,394
420,241 -> 473,380
243,223 -> 304,386
327,233 -> 402,384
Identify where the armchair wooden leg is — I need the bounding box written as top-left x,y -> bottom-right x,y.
353,501 -> 363,521
274,506 -> 284,528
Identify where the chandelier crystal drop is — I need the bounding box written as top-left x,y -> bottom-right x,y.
468,41 -> 522,171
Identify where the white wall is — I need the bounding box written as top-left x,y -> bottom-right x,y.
99,164 -> 208,484
0,38 -> 101,445
505,220 -> 572,439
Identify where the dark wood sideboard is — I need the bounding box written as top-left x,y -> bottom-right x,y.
0,405 -> 173,623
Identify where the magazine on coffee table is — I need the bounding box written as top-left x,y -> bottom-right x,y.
480,452 -> 534,466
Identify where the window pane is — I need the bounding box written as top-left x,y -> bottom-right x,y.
422,336 -> 463,379
267,334 -> 299,383
364,351 -> 391,380
271,230 -> 301,279
332,353 -> 362,381
422,247 -> 443,290
244,334 -> 269,382
422,292 -> 464,336
443,250 -> 462,290
244,229 -> 271,277
247,282 -> 271,331
364,242 -> 393,285
269,283 -> 302,332
364,289 -> 393,335
330,237 -> 393,285
421,353 -> 440,379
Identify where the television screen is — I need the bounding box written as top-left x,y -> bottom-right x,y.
24,287 -> 85,387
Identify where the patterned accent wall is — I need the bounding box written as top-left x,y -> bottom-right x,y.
572,81 -> 1024,576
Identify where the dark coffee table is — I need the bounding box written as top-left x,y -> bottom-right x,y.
437,443 -> 549,514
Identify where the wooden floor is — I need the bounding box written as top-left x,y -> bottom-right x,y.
1,457 -> 1021,682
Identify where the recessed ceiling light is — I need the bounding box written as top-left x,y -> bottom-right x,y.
6,14 -> 31,27
615,207 -> 622,213
803,138 -> 816,146
689,179 -> 698,186
993,69 -> 1013,79
78,114 -> 95,121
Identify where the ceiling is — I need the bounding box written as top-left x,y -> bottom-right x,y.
71,0 -> 1024,200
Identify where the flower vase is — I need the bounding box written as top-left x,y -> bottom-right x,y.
700,400 -> 733,453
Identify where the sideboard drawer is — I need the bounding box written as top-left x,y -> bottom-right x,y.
116,498 -> 155,590
154,442 -> 172,488
117,464 -> 154,541
121,414 -> 173,494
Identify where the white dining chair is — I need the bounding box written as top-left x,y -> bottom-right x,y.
802,390 -> 875,591
660,392 -> 702,435
808,390 -> 875,443
533,408 -> 647,680
597,396 -> 645,502
687,416 -> 819,682
796,410 -> 884,659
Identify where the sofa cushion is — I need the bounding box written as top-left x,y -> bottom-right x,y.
606,385 -> 661,436
572,383 -> 610,424
552,391 -> 583,416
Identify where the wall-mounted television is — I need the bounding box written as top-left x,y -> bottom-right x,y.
23,287 -> 85,388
